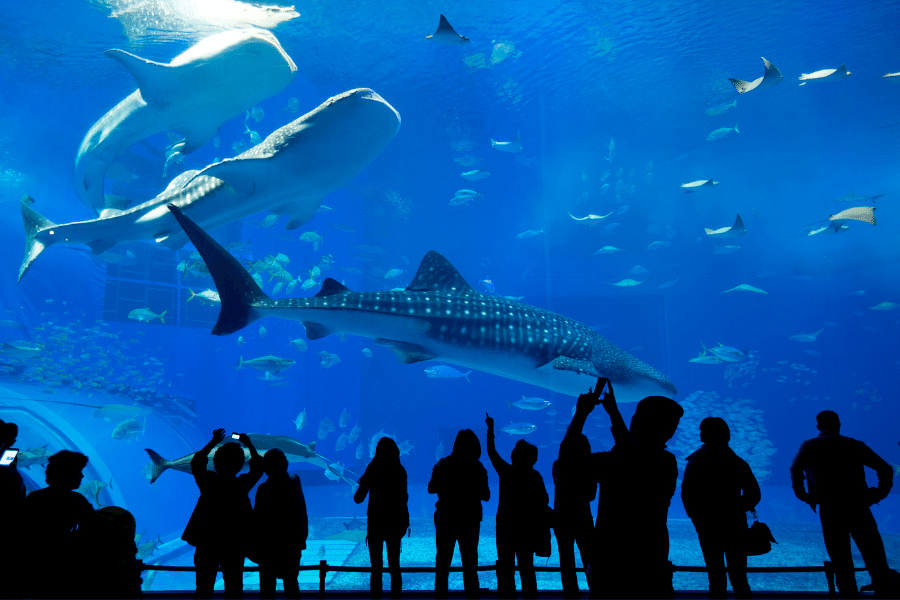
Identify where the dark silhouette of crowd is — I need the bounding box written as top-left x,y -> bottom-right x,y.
1,375 -> 897,600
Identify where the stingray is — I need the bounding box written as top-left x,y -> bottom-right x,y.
729,57 -> 783,94
74,29 -> 297,215
19,88 -> 401,282
426,14 -> 470,44
799,64 -> 851,85
704,214 -> 747,238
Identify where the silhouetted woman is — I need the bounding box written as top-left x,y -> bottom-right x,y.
553,431 -> 596,598
486,413 -> 549,600
254,448 -> 308,599
682,417 -> 761,600
355,437 -> 409,599
428,429 -> 490,599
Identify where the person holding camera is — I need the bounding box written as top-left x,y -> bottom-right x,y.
182,429 -> 263,599
0,419 -> 26,599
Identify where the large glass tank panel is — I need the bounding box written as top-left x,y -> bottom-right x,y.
0,0 -> 897,593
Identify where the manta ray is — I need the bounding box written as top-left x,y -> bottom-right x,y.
729,57 -> 783,94
74,29 -> 298,215
704,214 -> 747,238
168,205 -> 677,403
19,88 -> 400,282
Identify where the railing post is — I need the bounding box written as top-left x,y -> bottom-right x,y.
319,560 -> 327,599
824,560 -> 837,598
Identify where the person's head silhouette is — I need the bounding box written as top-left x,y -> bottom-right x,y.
630,396 -> 684,447
0,418 -> 17,451
451,429 -> 481,461
816,410 -> 840,434
373,436 -> 401,463
213,442 -> 245,476
559,432 -> 591,462
263,448 -> 289,478
45,450 -> 88,490
511,439 -> 538,467
699,417 -> 730,447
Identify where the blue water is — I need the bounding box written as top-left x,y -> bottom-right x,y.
0,0 -> 898,591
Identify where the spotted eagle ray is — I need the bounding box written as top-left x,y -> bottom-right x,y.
168,205 -> 677,403
74,29 -> 298,215
729,57 -> 783,94
19,88 -> 400,282
425,14 -> 470,44
704,214 -> 747,238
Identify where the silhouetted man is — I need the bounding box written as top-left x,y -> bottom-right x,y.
568,377 -> 683,599
790,410 -> 893,598
0,419 -> 26,599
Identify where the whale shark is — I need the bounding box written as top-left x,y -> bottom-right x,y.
20,88 -> 401,282
167,204 -> 677,403
74,29 -> 298,215
729,57 -> 783,94
704,214 -> 747,239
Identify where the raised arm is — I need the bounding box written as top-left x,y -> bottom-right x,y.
237,433 -> 264,488
485,413 -> 508,474
598,379 -> 629,445
192,428 -> 226,488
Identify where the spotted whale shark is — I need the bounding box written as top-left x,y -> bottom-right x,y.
19,88 -> 400,282
168,205 -> 677,403
74,29 -> 298,215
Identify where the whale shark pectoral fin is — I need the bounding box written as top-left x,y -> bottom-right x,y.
88,240 -> 117,255
537,356 -> 599,377
302,322 -> 333,340
104,49 -> 172,103
172,121 -> 221,155
275,202 -> 321,230
374,339 -> 437,364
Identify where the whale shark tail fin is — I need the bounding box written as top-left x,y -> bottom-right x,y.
19,196 -> 58,283
166,204 -> 270,335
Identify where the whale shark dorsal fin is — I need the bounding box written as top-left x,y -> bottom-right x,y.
105,49 -> 172,103
172,120 -> 222,155
316,278 -> 353,297
406,251 -> 475,294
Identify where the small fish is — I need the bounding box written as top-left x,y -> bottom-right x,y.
289,338 -> 308,351
461,170 -> 490,181
616,205 -> 629,215
362,348 -> 372,358
480,278 -> 496,294
339,407 -> 351,428
608,278 -> 645,287
356,442 -> 365,460
491,131 -> 522,153
318,545 -> 326,559
516,229 -> 544,239
866,302 -> 898,311
681,180 -> 719,192
706,123 -> 740,141
600,183 -> 610,195
689,352 -> 725,365
424,365 -> 471,381
708,344 -> 745,363
398,440 -> 414,455
128,308 -> 165,324
722,284 -> 768,294
508,396 -> 551,411
705,98 -> 737,116
112,418 -> 145,441
259,326 -> 267,338
317,351 -> 340,368
245,105 -> 265,123
293,409 -> 308,431
647,241 -> 670,251
500,422 -> 537,435
384,269 -> 407,279
335,432 -> 349,452
244,124 -> 262,145
790,329 -> 824,343
299,231 -> 324,251
237,336 -> 246,345
284,97 -> 299,113
592,246 -> 623,255
713,245 -> 741,255
238,355 -> 296,374
834,191 -> 884,204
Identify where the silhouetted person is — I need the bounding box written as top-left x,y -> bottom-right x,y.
254,448 -> 308,599
83,505 -> 142,599
428,428 -> 490,599
0,419 -> 26,600
355,437 -> 409,599
485,413 -> 549,599
567,377 -> 683,599
790,410 -> 893,598
182,429 -> 263,600
553,429 -> 596,599
24,449 -> 95,599
682,417 -> 761,599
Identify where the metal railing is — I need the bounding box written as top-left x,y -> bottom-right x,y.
138,559 -> 860,598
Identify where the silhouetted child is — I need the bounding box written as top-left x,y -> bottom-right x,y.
428,428 -> 490,599
790,410 -> 894,598
254,448 -> 307,600
82,505 -> 142,599
24,449 -> 95,599
567,377 -> 683,599
553,430 -> 596,599
182,429 -> 263,599
0,419 -> 26,600
485,413 -> 549,600
682,417 -> 761,599
355,437 -> 409,599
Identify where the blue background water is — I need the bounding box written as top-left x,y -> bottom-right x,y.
0,0 -> 897,590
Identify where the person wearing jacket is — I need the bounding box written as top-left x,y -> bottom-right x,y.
682,417 -> 761,599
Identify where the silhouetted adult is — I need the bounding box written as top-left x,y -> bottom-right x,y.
182,429 -> 263,599
485,413 -> 549,599
254,448 -> 308,600
355,437 -> 409,599
790,410 -> 893,598
682,417 -> 761,599
428,428 -> 490,599
567,377 -> 683,599
553,428 -> 596,599
0,419 -> 26,600
24,449 -> 95,599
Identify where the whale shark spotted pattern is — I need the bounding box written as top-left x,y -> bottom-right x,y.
168,205 -> 677,403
